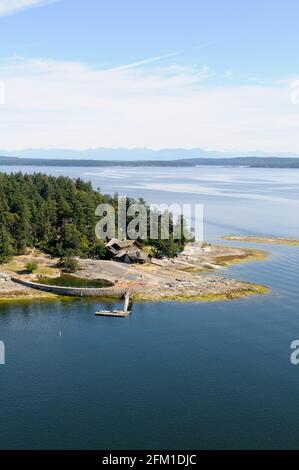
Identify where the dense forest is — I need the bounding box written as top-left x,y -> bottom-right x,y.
0,172 -> 186,263
1,156 -> 299,168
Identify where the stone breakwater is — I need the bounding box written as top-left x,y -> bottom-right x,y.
11,277 -> 127,298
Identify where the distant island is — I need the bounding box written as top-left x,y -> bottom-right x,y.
223,235 -> 299,246
1,155 -> 299,168
2,147 -> 299,161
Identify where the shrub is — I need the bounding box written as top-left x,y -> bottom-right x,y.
59,257 -> 79,274
26,260 -> 38,273
88,241 -> 107,259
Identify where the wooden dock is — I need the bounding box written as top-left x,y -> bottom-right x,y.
95,290 -> 132,317
94,309 -> 131,317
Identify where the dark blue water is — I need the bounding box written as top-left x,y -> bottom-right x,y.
0,166 -> 299,449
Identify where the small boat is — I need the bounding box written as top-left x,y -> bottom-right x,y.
95,290 -> 132,317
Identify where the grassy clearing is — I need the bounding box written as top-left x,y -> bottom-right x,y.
175,266 -> 208,273
2,255 -> 59,277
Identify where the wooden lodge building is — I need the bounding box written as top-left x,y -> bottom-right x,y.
106,239 -> 151,265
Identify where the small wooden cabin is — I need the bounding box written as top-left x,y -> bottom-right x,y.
106,239 -> 151,264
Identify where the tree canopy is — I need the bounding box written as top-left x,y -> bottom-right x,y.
0,172 -> 187,262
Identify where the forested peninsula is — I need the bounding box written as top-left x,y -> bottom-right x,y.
0,172 -> 184,263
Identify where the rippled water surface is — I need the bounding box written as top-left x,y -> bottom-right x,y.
0,166 -> 299,449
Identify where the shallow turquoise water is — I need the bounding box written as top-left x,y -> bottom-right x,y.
0,166 -> 299,449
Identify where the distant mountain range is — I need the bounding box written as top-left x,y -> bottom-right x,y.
1,155 -> 299,168
0,147 -> 299,161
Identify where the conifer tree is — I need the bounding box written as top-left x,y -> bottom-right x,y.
0,227 -> 13,264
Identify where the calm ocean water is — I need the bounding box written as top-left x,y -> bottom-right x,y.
0,165 -> 299,449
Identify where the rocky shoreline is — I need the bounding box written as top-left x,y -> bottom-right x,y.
0,242 -> 269,303
222,235 -> 299,246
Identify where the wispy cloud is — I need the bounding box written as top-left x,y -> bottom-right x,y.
0,55 -> 298,152
107,53 -> 179,73
0,0 -> 57,17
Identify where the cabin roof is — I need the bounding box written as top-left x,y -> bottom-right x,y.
106,238 -> 142,249
114,247 -> 149,260
106,238 -> 149,262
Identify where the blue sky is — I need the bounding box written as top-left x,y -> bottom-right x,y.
0,0 -> 299,152
1,0 -> 299,78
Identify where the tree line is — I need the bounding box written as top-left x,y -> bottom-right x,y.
0,172 -> 186,263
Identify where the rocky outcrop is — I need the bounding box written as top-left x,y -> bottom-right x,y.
0,272 -> 11,282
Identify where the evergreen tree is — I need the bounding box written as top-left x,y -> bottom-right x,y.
0,227 -> 13,264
